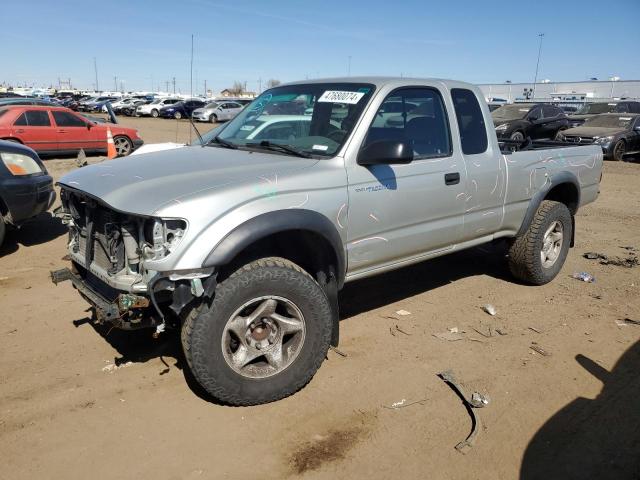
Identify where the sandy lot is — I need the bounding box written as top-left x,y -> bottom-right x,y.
1,117 -> 639,480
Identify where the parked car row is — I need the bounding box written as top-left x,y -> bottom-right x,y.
490,99 -> 640,161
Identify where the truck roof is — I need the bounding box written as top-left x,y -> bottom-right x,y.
280,76 -> 478,91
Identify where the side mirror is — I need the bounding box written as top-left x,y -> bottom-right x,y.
86,122 -> 93,130
357,140 -> 413,165
528,115 -> 539,122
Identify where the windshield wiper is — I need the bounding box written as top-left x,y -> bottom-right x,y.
208,135 -> 238,149
245,140 -> 312,158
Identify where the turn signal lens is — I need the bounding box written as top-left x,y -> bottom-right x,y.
0,152 -> 43,176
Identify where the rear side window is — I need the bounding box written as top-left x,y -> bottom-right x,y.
13,111 -> 51,126
451,88 -> 488,155
52,111 -> 86,127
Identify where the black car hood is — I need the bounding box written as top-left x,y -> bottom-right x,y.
562,126 -> 625,137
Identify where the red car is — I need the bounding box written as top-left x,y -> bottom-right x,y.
0,106 -> 143,157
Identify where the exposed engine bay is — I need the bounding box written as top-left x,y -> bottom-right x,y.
53,188 -> 214,331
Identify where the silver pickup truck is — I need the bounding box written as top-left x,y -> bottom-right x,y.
52,77 -> 603,405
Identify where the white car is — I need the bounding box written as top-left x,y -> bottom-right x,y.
136,98 -> 182,118
192,101 -> 245,123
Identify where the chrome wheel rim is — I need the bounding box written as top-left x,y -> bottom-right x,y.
174,112 -> 182,119
614,141 -> 625,160
221,296 -> 306,379
511,132 -> 524,141
114,137 -> 131,156
541,220 -> 563,268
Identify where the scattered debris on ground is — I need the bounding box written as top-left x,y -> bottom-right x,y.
102,361 -> 133,373
615,318 -> 640,327
572,272 -> 596,283
529,344 -> 551,357
329,346 -> 348,357
389,324 -> 411,336
583,250 -> 638,268
384,398 -> 427,410
482,304 -> 497,316
438,370 -> 489,454
528,326 -> 542,334
395,309 -> 412,316
433,331 -> 464,342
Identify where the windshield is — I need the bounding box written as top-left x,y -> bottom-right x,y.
492,104 -> 532,121
198,83 -> 375,156
576,103 -> 616,115
583,115 -> 635,129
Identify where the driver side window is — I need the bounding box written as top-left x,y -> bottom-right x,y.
362,87 -> 451,158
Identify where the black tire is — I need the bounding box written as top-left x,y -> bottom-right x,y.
209,113 -> 217,123
510,131 -> 525,142
612,139 -> 626,162
0,216 -> 5,248
174,111 -> 182,120
508,200 -> 572,285
151,109 -> 159,118
182,257 -> 332,406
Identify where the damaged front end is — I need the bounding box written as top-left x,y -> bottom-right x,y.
51,187 -> 215,332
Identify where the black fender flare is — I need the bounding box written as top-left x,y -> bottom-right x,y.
202,209 -> 346,287
516,171 -> 581,242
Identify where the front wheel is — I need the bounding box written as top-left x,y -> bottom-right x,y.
510,131 -> 525,142
113,135 -> 133,157
508,200 -> 572,285
174,111 -> 182,120
181,257 -> 332,406
151,109 -> 159,118
209,113 -> 217,123
612,139 -> 626,161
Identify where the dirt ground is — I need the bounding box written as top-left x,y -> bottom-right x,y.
1,116 -> 639,480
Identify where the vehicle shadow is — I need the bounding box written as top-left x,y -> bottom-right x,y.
0,212 -> 67,256
520,340 -> 640,480
338,242 -> 512,320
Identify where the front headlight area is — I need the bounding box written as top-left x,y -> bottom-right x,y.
594,136 -> 614,145
495,123 -> 508,131
1,152 -> 43,175
141,218 -> 187,262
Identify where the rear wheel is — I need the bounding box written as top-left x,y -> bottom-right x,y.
113,135 -> 133,157
508,200 -> 572,285
181,257 -> 332,406
151,109 -> 159,118
612,139 -> 626,161
174,111 -> 182,120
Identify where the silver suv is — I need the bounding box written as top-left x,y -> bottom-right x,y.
52,77 -> 603,405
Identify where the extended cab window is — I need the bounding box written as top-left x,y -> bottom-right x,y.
451,88 -> 488,155
52,111 -> 87,127
364,88 -> 451,158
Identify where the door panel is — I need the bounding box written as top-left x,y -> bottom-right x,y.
11,110 -> 57,151
51,110 -> 99,151
345,87 -> 466,272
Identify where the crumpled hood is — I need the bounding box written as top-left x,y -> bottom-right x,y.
562,126 -> 623,137
58,146 -> 317,216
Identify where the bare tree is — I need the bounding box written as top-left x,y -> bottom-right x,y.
266,79 -> 281,88
227,81 -> 245,95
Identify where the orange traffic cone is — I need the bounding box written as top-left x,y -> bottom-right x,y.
106,128 -> 117,159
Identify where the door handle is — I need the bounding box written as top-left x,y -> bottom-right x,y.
15,129 -> 25,133
58,129 -> 67,133
444,172 -> 460,185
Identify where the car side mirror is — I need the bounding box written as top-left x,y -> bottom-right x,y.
358,140 -> 413,165
86,122 -> 92,130
528,115 -> 539,122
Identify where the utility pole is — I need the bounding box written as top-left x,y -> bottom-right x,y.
532,33 -> 544,100
165,80 -> 169,92
190,34 -> 194,98
93,57 -> 99,91
204,79 -> 207,97
172,77 -> 176,94
114,76 -> 118,92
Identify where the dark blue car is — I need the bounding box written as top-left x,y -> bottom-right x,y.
159,99 -> 206,119
0,140 -> 55,247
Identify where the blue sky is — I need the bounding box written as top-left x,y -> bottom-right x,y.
2,0 -> 639,92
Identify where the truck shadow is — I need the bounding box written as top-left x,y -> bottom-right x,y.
0,212 -> 67,256
338,242 -> 512,320
520,340 -> 640,479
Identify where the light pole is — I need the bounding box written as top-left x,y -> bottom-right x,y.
532,33 -> 544,100
93,57 -> 99,92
